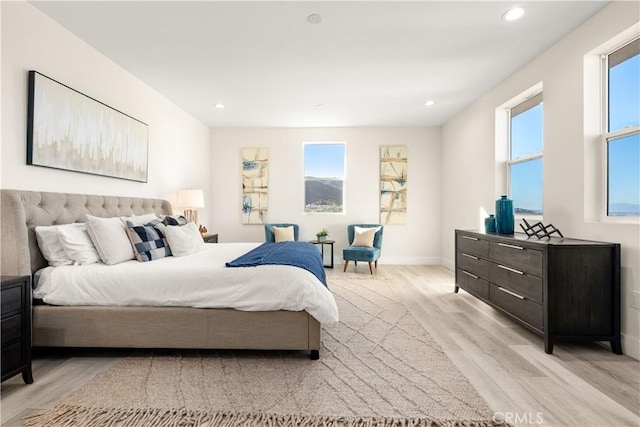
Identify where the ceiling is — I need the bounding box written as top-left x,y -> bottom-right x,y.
32,1 -> 609,128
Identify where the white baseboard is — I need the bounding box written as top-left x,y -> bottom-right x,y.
331,256 -> 442,266
441,258 -> 454,271
621,333 -> 640,361
377,256 -> 442,265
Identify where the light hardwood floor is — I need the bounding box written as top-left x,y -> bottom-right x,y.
2,265 -> 639,427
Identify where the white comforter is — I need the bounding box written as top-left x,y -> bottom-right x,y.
34,242 -> 339,325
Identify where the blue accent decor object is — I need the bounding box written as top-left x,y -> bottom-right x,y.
495,195 -> 514,234
484,214 -> 497,233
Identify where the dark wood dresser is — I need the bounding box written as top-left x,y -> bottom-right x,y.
454,230 -> 621,354
1,275 -> 33,383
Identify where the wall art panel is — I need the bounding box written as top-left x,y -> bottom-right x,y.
241,147 -> 269,224
380,145 -> 408,224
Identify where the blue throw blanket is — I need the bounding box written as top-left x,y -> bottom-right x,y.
226,242 -> 327,287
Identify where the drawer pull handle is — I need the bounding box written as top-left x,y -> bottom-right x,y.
498,264 -> 524,275
462,235 -> 479,241
461,270 -> 479,279
498,242 -> 524,250
462,253 -> 479,260
498,287 -> 526,300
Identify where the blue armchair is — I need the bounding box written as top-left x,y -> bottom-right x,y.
342,224 -> 384,274
264,223 -> 299,242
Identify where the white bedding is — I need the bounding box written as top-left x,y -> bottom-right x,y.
34,242 -> 339,325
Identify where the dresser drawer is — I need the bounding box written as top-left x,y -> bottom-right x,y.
489,284 -> 543,331
489,263 -> 543,303
1,286 -> 22,315
456,233 -> 489,258
1,314 -> 22,346
456,268 -> 489,300
1,341 -> 23,374
490,241 -> 542,276
456,252 -> 489,279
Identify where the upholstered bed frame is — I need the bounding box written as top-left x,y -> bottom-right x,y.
0,190 -> 321,359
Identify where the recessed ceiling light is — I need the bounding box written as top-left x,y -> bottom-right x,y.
215,103 -> 225,109
307,14 -> 322,24
424,100 -> 435,107
316,104 -> 325,108
502,7 -> 525,22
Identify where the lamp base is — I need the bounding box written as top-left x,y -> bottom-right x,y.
183,209 -> 198,224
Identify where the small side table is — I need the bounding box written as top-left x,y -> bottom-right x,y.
1,275 -> 33,384
203,234 -> 218,243
309,240 -> 335,268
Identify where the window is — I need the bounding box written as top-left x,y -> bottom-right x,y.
508,93 -> 543,215
303,142 -> 345,213
604,37 -> 640,216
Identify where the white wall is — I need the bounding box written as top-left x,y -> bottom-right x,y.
441,2 -> 640,360
1,2 -> 211,218
210,127 -> 441,265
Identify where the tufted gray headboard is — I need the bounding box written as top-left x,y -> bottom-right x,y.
1,189 -> 173,276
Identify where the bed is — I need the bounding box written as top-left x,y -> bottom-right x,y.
0,189 -> 336,359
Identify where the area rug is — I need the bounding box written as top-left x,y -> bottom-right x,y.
25,277 -> 497,427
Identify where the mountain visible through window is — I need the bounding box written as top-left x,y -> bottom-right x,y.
304,143 -> 345,213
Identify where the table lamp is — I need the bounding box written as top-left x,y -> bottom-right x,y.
177,189 -> 205,224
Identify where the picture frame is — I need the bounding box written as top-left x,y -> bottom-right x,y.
27,70 -> 149,182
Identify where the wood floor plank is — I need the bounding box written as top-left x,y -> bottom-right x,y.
1,265 -> 638,427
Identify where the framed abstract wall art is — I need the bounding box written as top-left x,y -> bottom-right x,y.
241,147 -> 269,224
27,71 -> 149,182
380,145 -> 408,224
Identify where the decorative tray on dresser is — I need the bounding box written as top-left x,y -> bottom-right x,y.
1,275 -> 33,383
454,230 -> 621,355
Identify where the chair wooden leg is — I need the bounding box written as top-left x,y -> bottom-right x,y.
375,260 -> 378,269
354,260 -> 358,266
343,260 -> 349,272
368,262 -> 373,274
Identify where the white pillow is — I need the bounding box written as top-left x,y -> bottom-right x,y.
35,223 -> 84,267
57,223 -> 101,265
355,225 -> 381,234
273,225 -> 295,242
85,215 -> 135,265
351,227 -> 378,247
164,222 -> 206,257
120,212 -> 158,226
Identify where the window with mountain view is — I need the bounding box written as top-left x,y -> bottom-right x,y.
304,142 -> 345,213
508,92 -> 543,216
605,37 -> 639,217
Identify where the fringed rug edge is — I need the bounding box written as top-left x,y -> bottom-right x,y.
23,404 -> 503,427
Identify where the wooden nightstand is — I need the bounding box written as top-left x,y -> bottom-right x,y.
1,275 -> 33,384
203,234 -> 218,243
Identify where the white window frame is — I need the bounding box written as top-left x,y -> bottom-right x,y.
601,36 -> 640,220
506,92 -> 544,218
302,141 -> 346,215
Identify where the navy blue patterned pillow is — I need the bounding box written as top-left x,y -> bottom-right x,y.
162,215 -> 187,226
125,219 -> 172,262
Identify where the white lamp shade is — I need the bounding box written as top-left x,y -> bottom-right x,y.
177,189 -> 205,208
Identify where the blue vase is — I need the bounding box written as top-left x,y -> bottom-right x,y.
484,214 -> 496,233
495,195 -> 514,234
